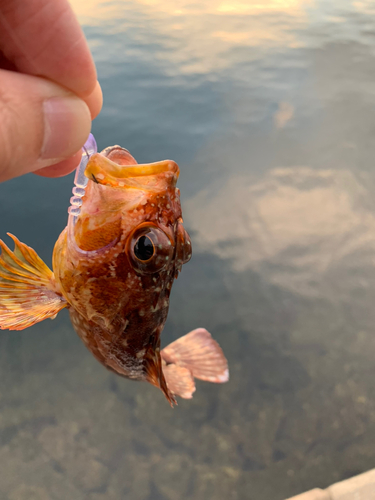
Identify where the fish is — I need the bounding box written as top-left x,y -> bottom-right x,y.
0,134 -> 228,405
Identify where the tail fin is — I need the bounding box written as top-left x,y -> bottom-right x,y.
161,328 -> 229,399
0,234 -> 67,330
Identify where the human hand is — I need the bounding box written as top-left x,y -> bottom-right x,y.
0,0 -> 103,182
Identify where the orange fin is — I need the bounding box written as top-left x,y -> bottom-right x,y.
0,234 -> 67,330
163,363 -> 196,399
161,328 -> 229,384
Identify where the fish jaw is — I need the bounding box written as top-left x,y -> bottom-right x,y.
68,147 -> 184,255
84,152 -> 179,192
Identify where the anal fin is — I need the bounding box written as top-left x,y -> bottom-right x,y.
0,234 -> 67,330
161,328 -> 229,399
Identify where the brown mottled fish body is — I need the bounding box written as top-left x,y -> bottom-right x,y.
0,145 -> 228,405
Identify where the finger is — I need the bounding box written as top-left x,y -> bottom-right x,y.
85,81 -> 103,120
0,0 -> 96,97
35,82 -> 103,178
0,69 -> 91,182
34,151 -> 82,178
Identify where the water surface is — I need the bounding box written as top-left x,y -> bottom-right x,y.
1,0 -> 375,498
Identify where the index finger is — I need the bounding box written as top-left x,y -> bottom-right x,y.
0,0 -> 97,97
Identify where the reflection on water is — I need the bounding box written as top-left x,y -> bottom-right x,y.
1,0 -> 375,498
186,167 -> 375,297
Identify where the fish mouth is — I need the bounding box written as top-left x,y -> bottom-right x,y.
84,151 -> 179,191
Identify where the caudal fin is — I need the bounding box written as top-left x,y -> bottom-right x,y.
0,234 -> 67,330
161,328 -> 229,399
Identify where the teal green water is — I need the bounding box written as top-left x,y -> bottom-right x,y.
1,1 -> 375,498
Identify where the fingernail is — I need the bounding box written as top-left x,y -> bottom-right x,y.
42,96 -> 91,160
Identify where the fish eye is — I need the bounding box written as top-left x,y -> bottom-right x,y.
128,224 -> 174,274
134,235 -> 154,261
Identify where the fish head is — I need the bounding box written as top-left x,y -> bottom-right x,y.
53,146 -> 192,403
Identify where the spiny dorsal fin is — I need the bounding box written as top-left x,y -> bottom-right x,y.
0,234 -> 67,330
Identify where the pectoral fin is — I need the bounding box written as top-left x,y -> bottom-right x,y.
162,364 -> 196,399
0,234 -> 67,330
161,328 -> 229,388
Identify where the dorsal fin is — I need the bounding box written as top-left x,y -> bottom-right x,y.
0,234 -> 67,330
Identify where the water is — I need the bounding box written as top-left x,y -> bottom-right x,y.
1,1 -> 375,498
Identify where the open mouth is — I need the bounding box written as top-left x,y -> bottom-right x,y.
84,152 -> 179,191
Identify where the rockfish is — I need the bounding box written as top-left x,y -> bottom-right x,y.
0,135 -> 228,405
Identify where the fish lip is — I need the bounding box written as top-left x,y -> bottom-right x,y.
84,153 -> 179,190
100,145 -> 132,158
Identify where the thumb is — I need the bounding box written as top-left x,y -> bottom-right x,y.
0,69 -> 91,182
